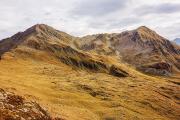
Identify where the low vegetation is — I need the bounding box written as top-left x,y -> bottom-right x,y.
0,24 -> 179,120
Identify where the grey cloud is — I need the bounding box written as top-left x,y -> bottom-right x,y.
136,3 -> 180,15
109,17 -> 142,28
71,0 -> 129,17
155,22 -> 180,40
87,17 -> 142,30
0,0 -> 180,40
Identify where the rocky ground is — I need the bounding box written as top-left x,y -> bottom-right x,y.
0,88 -> 62,120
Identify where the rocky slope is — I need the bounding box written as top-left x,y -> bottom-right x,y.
0,88 -> 62,120
77,26 -> 180,75
0,24 -> 129,78
0,24 -> 74,58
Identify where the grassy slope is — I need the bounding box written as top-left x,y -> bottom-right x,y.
0,48 -> 179,120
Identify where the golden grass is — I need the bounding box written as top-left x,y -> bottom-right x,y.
0,50 -> 179,120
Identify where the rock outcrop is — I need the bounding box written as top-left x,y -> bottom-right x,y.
0,88 -> 62,120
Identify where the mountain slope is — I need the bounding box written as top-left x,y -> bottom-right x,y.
77,26 -> 180,76
0,24 -> 129,78
0,24 -> 74,58
0,24 -> 179,120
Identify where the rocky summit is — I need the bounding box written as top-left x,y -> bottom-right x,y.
0,24 -> 179,120
77,26 -> 180,76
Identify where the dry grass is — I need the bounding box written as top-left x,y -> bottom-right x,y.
0,49 -> 179,120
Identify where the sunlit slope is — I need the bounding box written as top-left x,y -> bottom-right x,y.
0,49 -> 179,120
0,24 -> 129,77
0,24 -> 179,120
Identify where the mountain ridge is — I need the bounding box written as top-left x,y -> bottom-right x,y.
77,25 -> 180,75
0,24 -> 180,76
0,24 -> 180,120
0,24 -> 130,78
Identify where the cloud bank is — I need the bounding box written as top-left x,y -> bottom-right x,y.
0,0 -> 180,40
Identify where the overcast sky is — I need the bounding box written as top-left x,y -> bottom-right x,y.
0,0 -> 180,40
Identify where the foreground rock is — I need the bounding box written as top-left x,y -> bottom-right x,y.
0,88 -> 62,120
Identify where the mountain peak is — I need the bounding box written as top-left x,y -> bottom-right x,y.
33,23 -> 48,27
136,26 -> 155,33
26,24 -> 52,34
31,24 -> 52,30
137,25 -> 149,30
0,24 -> 71,58
134,26 -> 165,43
26,24 -> 71,39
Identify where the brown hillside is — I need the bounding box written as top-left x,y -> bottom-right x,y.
77,26 -> 180,76
0,24 -> 179,120
0,24 -> 129,77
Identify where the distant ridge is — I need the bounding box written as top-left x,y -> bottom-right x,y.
78,26 -> 180,75
173,38 -> 180,45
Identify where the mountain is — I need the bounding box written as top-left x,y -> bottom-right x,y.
77,26 -> 180,76
0,24 -> 129,77
0,24 -> 74,57
0,24 -> 179,120
173,38 -> 180,45
1,25 -> 179,76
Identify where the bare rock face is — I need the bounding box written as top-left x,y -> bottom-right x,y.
109,65 -> 129,77
147,62 -> 172,72
0,88 -> 62,120
139,62 -> 173,76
